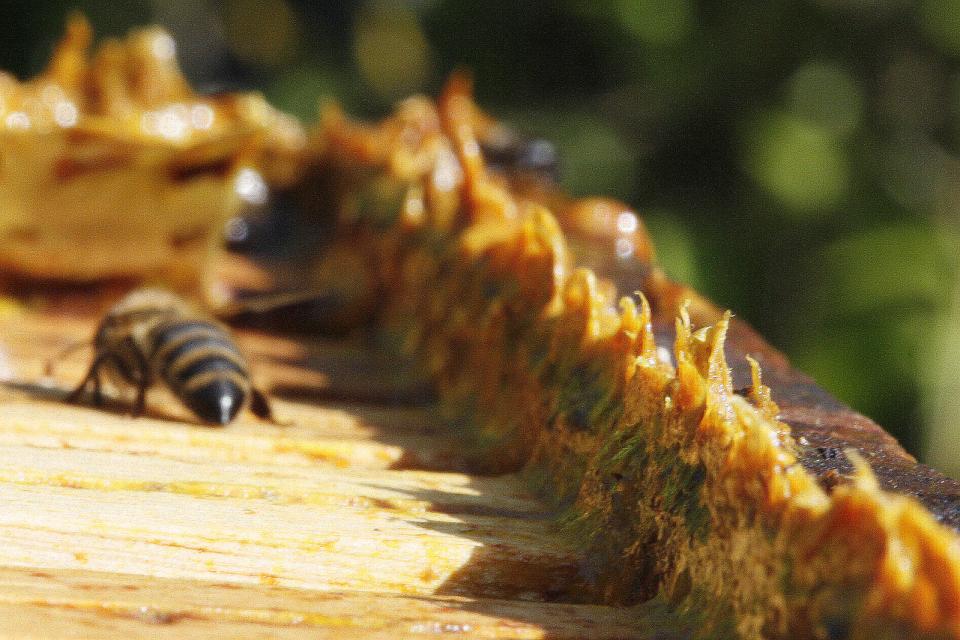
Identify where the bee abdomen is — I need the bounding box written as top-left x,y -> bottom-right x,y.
149,319 -> 250,425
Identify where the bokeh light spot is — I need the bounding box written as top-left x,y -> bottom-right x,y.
615,0 -> 693,47
616,211 -> 639,234
744,111 -> 849,215
224,0 -> 301,69
53,101 -> 77,127
225,216 -> 251,244
816,224 -> 953,314
920,0 -> 960,56
235,167 -> 269,206
353,2 -> 431,101
151,31 -> 176,61
787,62 -> 863,134
4,111 -> 30,130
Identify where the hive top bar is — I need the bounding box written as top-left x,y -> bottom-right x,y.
317,72 -> 960,528
307,74 -> 960,637
714,308 -> 960,531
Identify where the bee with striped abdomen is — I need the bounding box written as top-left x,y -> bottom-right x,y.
66,288 -> 275,425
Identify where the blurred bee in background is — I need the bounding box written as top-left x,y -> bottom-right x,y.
65,288 -> 275,425
480,129 -> 560,184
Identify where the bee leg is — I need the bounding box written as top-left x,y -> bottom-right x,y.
132,381 -> 148,418
64,379 -> 90,404
250,387 -> 287,425
128,342 -> 151,418
65,354 -> 109,405
91,375 -> 104,407
249,387 -> 273,420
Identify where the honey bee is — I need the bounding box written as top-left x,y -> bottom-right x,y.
66,288 -> 274,425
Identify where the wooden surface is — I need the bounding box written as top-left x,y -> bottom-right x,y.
0,300 -> 655,638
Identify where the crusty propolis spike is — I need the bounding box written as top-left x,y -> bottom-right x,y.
672,307 -> 736,447
124,26 -> 193,107
617,292 -> 658,383
745,355 -> 780,421
559,269 -> 607,349
43,12 -> 92,90
316,101 -> 393,166
698,311 -> 736,430
789,450 -> 960,636
635,292 -> 658,366
617,291 -> 670,424
674,301 -> 707,415
616,297 -> 641,382
517,204 -> 569,314
439,71 -> 520,224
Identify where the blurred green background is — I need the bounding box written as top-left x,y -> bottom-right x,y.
3,0 -> 959,472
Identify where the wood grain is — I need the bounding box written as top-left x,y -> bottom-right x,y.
0,300 -> 653,638
0,566 -> 649,639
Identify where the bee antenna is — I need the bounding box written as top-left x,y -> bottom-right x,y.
44,340 -> 91,377
213,289 -> 342,320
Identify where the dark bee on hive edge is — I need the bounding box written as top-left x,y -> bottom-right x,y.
66,288 -> 275,426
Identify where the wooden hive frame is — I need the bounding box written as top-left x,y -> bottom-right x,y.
300,73 -> 960,638
0,18 -> 958,640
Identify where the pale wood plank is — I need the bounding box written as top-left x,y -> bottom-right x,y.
0,300 -> 653,636
0,480 -> 578,599
0,444 -> 545,517
0,566 -> 651,639
0,397 -> 460,470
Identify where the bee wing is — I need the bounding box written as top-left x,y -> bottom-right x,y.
44,339 -> 93,377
